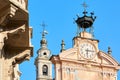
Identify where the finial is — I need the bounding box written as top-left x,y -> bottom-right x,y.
81,2 -> 88,16
40,22 -> 48,48
40,22 -> 48,38
60,40 -> 66,52
108,46 -> 112,55
82,2 -> 88,11
90,12 -> 94,16
90,12 -> 96,21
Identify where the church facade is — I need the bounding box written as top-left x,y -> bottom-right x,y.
50,10 -> 120,80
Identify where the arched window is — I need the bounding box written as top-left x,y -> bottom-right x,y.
42,65 -> 48,76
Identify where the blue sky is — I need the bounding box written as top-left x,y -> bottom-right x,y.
20,0 -> 120,80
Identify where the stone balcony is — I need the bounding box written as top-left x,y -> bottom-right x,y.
0,0 -> 28,26
0,0 -> 33,56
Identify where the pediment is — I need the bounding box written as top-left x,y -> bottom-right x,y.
59,47 -> 78,60
98,51 -> 119,66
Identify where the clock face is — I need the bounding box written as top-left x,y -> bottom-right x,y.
79,42 -> 96,59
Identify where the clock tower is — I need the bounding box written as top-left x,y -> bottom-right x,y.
35,26 -> 52,80
50,6 -> 120,80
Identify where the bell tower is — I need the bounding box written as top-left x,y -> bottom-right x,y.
35,24 -> 52,80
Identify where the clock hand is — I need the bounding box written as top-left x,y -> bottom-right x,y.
85,48 -> 89,58
86,49 -> 94,52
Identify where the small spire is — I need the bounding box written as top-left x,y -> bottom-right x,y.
108,46 -> 112,55
60,40 -> 66,52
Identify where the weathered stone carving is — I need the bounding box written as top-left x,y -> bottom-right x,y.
0,25 -> 25,52
13,49 -> 31,64
13,64 -> 21,80
0,0 -> 32,80
0,4 -> 18,26
11,49 -> 30,80
15,0 -> 28,9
